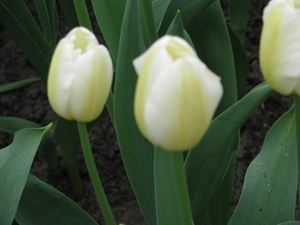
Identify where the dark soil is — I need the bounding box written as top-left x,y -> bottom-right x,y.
0,0 -> 294,224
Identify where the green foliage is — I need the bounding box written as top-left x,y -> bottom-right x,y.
15,174 -> 98,225
0,124 -> 52,225
229,108 -> 297,224
113,1 -> 155,224
185,83 -> 273,223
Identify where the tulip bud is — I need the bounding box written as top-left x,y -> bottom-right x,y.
133,36 -> 223,151
260,0 -> 300,95
48,27 -> 113,122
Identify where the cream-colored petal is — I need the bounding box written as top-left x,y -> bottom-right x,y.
69,46 -> 113,122
260,0 -> 300,95
48,39 -> 75,120
142,57 -> 222,151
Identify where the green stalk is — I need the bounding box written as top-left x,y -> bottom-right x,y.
77,122 -> 116,225
73,0 -> 93,31
154,147 -> 193,225
294,94 -> 300,199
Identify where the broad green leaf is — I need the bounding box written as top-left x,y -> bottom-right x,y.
0,117 -> 57,175
229,108 -> 297,225
0,0 -> 50,83
114,0 -> 155,224
206,145 -> 238,225
185,83 -> 273,223
91,0 -> 126,61
187,1 -> 237,113
158,0 -> 216,35
0,78 -> 41,93
140,0 -> 158,48
15,174 -> 98,225
0,124 -> 52,225
34,0 -> 58,56
186,2 -> 238,223
152,0 -> 170,31
229,0 -> 252,45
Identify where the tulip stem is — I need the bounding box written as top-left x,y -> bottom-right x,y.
77,122 -> 116,225
154,147 -> 193,225
74,0 -> 93,31
294,94 -> 300,200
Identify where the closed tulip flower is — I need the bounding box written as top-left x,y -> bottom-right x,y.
48,27 -> 113,122
260,0 -> 300,95
133,36 -> 223,151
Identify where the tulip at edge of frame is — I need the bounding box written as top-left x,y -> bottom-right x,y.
260,0 -> 300,96
48,27 -> 113,122
133,35 -> 223,151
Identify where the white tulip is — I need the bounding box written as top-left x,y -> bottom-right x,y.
133,36 -> 223,151
48,27 -> 113,122
260,0 -> 300,95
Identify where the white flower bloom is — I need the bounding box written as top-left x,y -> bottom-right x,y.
48,27 -> 113,122
260,0 -> 300,95
133,35 -> 223,151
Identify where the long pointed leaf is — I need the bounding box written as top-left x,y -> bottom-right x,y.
91,0 -> 126,61
114,0 -> 156,224
229,0 -> 252,46
15,174 -> 98,225
0,117 -> 57,175
185,83 -> 273,222
0,124 -> 52,225
229,108 -> 297,225
34,0 -> 58,56
0,0 -> 50,83
159,0 -> 215,35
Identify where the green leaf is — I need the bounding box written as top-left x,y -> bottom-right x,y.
91,0 -> 126,61
0,0 -> 50,83
229,108 -> 297,225
229,0 -> 252,45
152,0 -> 170,31
55,118 -> 84,199
166,10 -> 194,48
187,1 -> 237,113
0,78 -> 41,93
0,117 -> 57,175
186,2 -> 238,223
184,83 -> 273,223
56,0 -> 79,29
227,23 -> 249,99
34,0 -> 58,56
15,174 -> 98,225
114,0 -> 155,224
0,124 -> 52,225
140,0 -> 158,48
159,0 -> 215,35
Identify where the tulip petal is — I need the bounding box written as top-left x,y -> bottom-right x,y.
70,46 -> 113,122
260,0 -> 300,95
48,27 -> 113,122
142,57 -> 222,151
48,39 -> 75,120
